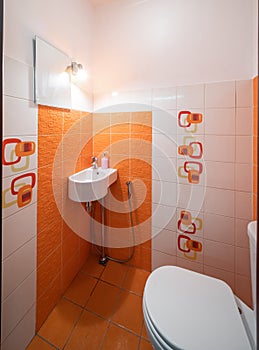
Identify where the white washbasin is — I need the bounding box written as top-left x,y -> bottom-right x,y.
68,167 -> 117,202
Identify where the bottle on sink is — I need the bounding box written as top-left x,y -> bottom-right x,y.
101,152 -> 109,169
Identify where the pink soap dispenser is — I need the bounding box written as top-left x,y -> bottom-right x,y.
101,152 -> 109,169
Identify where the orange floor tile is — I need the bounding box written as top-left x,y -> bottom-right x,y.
27,253 -> 152,350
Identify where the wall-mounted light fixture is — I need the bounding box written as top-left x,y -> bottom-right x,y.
65,61 -> 87,81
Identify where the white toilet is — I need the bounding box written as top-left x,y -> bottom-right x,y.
143,221 -> 256,350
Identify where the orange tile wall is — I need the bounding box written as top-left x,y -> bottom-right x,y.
92,112 -> 152,271
253,76 -> 258,219
37,105 -> 93,330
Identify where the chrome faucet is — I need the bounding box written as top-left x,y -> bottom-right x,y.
91,156 -> 98,169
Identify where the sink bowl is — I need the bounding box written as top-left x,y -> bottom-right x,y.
68,167 -> 117,202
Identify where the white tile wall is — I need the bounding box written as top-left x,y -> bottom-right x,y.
1,271 -> 36,341
205,108 -> 235,135
205,161 -> 235,190
152,250 -> 177,270
236,80 -> 253,108
204,187 -> 235,217
152,227 -> 177,255
204,135 -> 235,162
2,305 -> 36,350
152,109 -> 177,135
152,87 -> 177,110
3,96 -> 37,136
4,56 -> 34,101
2,204 -> 36,259
2,237 -> 36,300
236,108 -> 253,135
205,81 -> 235,108
92,79 -> 254,306
177,84 -> 204,109
152,180 -> 177,207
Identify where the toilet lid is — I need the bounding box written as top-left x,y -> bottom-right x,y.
143,266 -> 251,350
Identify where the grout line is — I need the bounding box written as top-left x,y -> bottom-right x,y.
36,334 -> 59,349
61,306 -> 85,350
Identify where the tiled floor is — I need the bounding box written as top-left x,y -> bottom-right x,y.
27,253 -> 153,350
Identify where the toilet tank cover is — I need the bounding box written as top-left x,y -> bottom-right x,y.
143,266 -> 251,350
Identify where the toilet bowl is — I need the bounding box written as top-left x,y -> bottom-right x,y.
143,221 -> 256,350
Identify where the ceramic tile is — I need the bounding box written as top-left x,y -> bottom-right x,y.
2,305 -> 36,350
122,267 -> 150,296
152,109 -> 177,135
152,133 -> 177,158
141,322 -> 150,341
203,240 -> 235,272
101,260 -> 128,287
235,191 -> 253,220
64,310 -> 108,350
152,156 -> 177,182
235,163 -> 253,192
152,87 -> 177,110
26,335 -> 56,350
3,96 -> 37,136
2,203 -> 36,259
205,161 -> 235,190
236,80 -> 253,108
2,237 -> 36,300
61,252 -> 81,294
109,133 -> 129,155
102,323 -> 139,350
36,274 -> 62,331
177,184 -> 205,212
37,299 -> 82,349
64,272 -> 97,307
86,280 -> 120,319
37,246 -> 61,300
176,108 -> 205,135
176,208 -> 203,238
153,201 -> 173,228
235,247 -> 251,277
152,180 -> 177,207
204,265 -> 235,291
205,81 -> 235,108
235,274 -> 253,308
176,257 -> 203,274
203,213 -> 235,245
177,84 -> 204,109
236,136 -> 253,164
177,157 -> 205,187
236,108 -> 253,135
204,135 -> 235,162
204,187 -> 235,217
139,338 -> 153,350
235,218 -> 250,248
4,56 -> 33,100
152,227 -> 177,256
176,233 -> 203,264
112,290 -> 143,335
152,250 -> 177,270
2,272 -> 36,341
204,108 -> 235,135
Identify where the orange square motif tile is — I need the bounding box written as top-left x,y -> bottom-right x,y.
102,324 -> 139,350
64,272 -> 97,307
38,298 -> 82,349
64,310 -> 108,350
86,280 -> 120,319
112,290 -> 143,335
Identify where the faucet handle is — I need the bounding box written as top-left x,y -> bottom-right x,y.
92,156 -> 97,162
